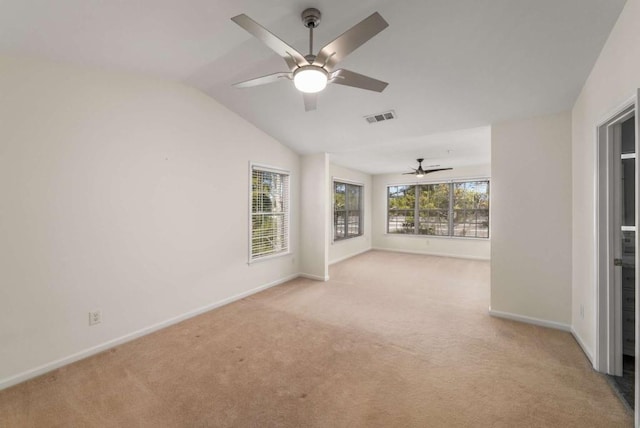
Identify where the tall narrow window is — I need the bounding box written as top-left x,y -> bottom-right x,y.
453,181 -> 490,238
334,181 -> 363,240
251,166 -> 289,260
418,183 -> 450,236
388,185 -> 415,234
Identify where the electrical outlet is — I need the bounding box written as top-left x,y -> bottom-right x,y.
89,310 -> 102,326
580,304 -> 584,319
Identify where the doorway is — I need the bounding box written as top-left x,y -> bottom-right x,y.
596,102 -> 637,410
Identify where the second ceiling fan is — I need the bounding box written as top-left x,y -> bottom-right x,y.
404,159 -> 452,178
231,8 -> 389,111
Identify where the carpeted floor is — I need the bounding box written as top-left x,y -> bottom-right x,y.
0,250 -> 633,427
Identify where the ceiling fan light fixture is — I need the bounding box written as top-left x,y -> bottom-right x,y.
293,66 -> 328,93
416,172 -> 424,178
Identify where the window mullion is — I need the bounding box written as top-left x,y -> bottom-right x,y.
346,208 -> 350,237
345,183 -> 349,238
448,183 -> 454,236
415,184 -> 419,234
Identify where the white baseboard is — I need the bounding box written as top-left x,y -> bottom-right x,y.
570,327 -> 595,366
299,273 -> 329,281
372,247 -> 490,261
488,308 -> 571,332
0,273 -> 299,391
329,248 -> 371,265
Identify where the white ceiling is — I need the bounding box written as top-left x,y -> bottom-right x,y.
0,0 -> 626,174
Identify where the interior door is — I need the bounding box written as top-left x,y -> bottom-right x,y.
635,89 -> 639,428
619,115 -> 636,365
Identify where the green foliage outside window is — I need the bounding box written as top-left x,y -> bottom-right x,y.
388,181 -> 489,238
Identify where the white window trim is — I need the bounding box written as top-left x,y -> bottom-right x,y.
332,176 -> 365,186
386,176 -> 491,187
248,162 -> 291,264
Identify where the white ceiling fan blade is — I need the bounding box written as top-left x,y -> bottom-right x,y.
233,72 -> 292,88
231,14 -> 309,70
313,12 -> 388,70
330,69 -> 388,92
303,93 -> 318,111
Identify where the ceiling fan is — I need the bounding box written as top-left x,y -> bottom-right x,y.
230,8 -> 389,111
403,159 -> 452,178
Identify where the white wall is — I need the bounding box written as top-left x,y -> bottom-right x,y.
491,111 -> 572,326
0,56 -> 300,388
300,153 -> 329,280
329,163 -> 373,264
572,0 -> 640,359
372,165 -> 491,260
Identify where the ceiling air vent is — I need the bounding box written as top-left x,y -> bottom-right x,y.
365,110 -> 396,124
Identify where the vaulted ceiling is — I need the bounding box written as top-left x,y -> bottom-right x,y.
0,0 -> 627,174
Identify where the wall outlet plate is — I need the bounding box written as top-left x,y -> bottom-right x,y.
89,310 -> 102,326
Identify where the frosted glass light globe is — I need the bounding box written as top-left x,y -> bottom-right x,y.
293,66 -> 328,93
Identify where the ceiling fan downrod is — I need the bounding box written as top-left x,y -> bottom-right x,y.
302,8 -> 321,61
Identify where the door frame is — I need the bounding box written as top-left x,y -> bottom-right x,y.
596,104 -> 634,376
594,92 -> 638,422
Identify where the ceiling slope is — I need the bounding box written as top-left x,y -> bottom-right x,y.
0,0 -> 627,173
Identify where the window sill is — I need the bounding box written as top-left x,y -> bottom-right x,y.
383,233 -> 490,241
332,235 -> 365,244
248,250 -> 292,265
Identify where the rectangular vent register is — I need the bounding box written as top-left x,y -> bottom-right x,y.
365,110 -> 396,124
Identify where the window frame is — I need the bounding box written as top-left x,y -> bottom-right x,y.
386,178 -> 490,240
248,162 -> 291,263
333,179 -> 364,242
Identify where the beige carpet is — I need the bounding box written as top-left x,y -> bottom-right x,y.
0,250 -> 632,427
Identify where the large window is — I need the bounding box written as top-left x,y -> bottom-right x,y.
388,180 -> 489,238
334,181 -> 363,241
250,165 -> 289,260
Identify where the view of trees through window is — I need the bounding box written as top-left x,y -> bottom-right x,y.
251,167 -> 289,260
334,182 -> 363,240
388,181 -> 489,238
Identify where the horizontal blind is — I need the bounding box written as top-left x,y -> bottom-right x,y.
251,167 -> 289,260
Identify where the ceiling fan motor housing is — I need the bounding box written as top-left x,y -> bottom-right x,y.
302,8 -> 321,28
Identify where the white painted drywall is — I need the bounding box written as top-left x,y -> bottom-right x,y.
572,0 -> 640,360
371,165 -> 491,260
0,56 -> 300,387
491,111 -> 572,325
300,153 -> 329,280
329,163 -> 372,264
